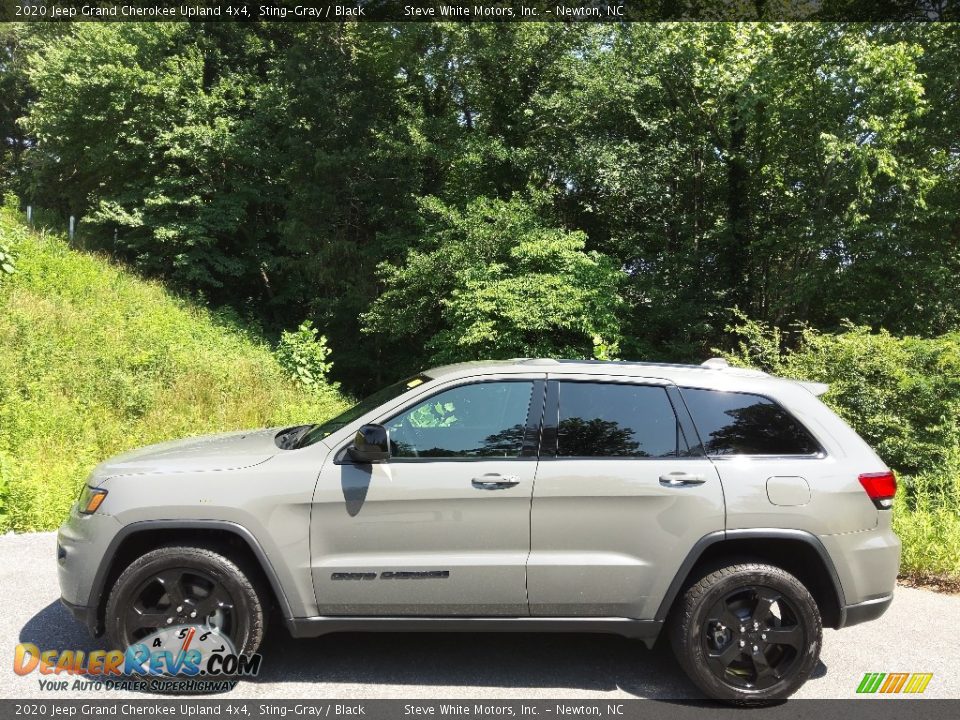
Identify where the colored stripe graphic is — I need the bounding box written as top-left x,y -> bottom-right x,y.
880,673 -> 909,693
857,673 -> 885,693
857,672 -> 932,694
903,673 -> 933,694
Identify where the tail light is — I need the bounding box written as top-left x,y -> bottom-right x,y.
859,471 -> 897,509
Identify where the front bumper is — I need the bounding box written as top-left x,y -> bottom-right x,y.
57,504 -> 123,636
60,597 -> 98,635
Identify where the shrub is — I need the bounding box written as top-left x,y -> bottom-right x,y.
0,194 -> 19,279
722,313 -> 960,478
276,321 -> 335,390
721,314 -> 960,580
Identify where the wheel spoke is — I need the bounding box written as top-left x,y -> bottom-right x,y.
719,605 -> 742,630
752,591 -> 780,624
765,625 -> 803,648
155,570 -> 186,606
191,595 -> 232,618
706,642 -> 742,674
751,647 -> 779,683
126,606 -> 169,633
708,598 -> 743,630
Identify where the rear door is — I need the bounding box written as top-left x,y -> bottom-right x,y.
527,375 -> 724,620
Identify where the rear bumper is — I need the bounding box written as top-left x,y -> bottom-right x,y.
838,593 -> 893,629
820,520 -> 900,611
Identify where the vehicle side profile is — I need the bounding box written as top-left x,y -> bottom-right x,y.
57,358 -> 900,702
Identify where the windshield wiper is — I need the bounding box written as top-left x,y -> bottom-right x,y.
275,424 -> 315,450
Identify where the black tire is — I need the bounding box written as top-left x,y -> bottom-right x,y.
670,562 -> 822,704
104,545 -> 265,657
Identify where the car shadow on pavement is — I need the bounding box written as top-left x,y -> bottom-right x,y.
249,628 -> 828,698
20,603 -> 827,700
251,629 -> 701,698
19,600 -> 109,652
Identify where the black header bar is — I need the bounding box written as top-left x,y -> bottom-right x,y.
3,0 -> 957,23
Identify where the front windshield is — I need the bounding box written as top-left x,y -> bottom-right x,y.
296,374 -> 432,447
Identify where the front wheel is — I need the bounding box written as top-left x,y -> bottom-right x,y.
670,563 -> 822,704
104,545 -> 266,656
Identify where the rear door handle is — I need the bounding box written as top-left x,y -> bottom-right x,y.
659,472 -> 706,487
472,474 -> 520,490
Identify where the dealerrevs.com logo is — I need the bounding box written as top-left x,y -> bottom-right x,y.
14,625 -> 262,693
856,672 -> 933,695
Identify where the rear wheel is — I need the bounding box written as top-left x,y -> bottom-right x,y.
105,545 -> 265,656
670,563 -> 822,703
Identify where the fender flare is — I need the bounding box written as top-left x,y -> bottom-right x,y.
87,519 -> 295,631
653,528 -> 847,622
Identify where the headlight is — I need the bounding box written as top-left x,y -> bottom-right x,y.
78,486 -> 108,514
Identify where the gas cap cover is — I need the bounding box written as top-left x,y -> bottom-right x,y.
766,476 -> 811,506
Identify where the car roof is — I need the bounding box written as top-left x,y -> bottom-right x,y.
424,358 -> 826,397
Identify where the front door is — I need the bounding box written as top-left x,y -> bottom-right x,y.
311,376 -> 545,616
527,375 -> 725,620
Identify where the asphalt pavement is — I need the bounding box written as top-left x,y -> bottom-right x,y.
2,532 -> 957,700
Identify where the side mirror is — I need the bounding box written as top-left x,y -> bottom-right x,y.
347,424 -> 391,464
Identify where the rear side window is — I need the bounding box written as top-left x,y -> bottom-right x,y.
681,388 -> 822,456
557,382 -> 688,458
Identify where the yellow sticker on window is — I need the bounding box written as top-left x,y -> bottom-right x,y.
406,377 -> 425,388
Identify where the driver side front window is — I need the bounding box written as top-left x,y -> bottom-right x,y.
386,381 -> 534,459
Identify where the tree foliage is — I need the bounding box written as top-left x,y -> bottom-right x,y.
722,313 -> 960,478
4,22 -> 960,391
363,194 -> 622,367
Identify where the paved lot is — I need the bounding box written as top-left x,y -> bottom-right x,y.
2,532 -> 957,700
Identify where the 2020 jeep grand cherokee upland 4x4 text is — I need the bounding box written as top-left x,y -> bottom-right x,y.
57,358 -> 900,702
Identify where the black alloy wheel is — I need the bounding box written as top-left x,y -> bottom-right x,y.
105,545 -> 265,656
702,585 -> 805,690
670,562 -> 822,703
121,566 -> 237,643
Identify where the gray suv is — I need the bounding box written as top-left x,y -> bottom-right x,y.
57,358 -> 900,702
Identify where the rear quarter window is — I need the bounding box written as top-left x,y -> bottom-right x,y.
680,388 -> 823,456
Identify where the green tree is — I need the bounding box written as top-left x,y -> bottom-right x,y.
535,24 -> 936,357
362,194 -> 622,367
14,22 -> 960,389
23,23 -> 289,295
0,24 -> 31,191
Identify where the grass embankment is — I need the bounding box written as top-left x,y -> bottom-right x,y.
0,205 -> 346,531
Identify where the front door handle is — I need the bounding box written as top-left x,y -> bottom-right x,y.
472,474 -> 520,490
659,472 -> 706,487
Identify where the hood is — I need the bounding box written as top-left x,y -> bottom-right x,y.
90,428 -> 280,484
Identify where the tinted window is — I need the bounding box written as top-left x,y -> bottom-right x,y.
557,382 -> 686,458
386,381 -> 534,458
681,388 -> 822,456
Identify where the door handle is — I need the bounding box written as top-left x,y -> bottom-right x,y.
472,474 -> 520,490
659,472 -> 706,487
